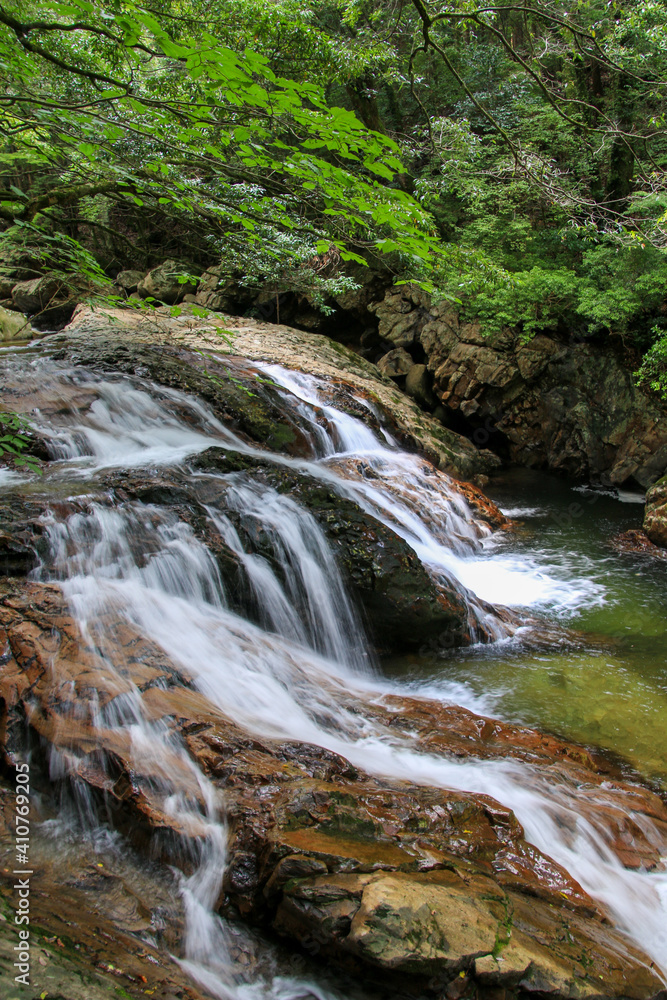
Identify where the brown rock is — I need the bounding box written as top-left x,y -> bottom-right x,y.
612,528 -> 667,560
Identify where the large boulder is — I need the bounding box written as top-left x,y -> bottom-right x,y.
405,362 -> 435,410
137,259 -> 197,304
644,474 -> 667,547
371,286 -> 667,488
12,274 -> 64,312
376,346 -> 414,378
189,448 -> 478,650
113,268 -> 145,294
11,274 -> 77,327
0,305 -> 32,341
195,265 -> 243,311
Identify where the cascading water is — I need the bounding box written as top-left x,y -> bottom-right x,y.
2,348 -> 667,995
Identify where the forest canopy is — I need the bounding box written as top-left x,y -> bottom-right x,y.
1,0 -> 667,385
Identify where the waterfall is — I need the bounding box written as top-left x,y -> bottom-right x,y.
2,349 -> 666,994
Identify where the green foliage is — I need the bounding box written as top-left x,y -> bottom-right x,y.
0,411 -> 42,472
445,241 -> 667,341
0,0 -> 666,379
636,326 -> 667,399
0,220 -> 110,290
0,0 -> 452,287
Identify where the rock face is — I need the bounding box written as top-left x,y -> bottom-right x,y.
644,474 -> 667,547
371,286 -> 667,489
1,578 -> 666,1000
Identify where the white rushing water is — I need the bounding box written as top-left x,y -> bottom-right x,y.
4,353 -> 666,993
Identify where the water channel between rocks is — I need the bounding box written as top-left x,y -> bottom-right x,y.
1,337 -> 666,999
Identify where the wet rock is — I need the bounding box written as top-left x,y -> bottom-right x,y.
644,474 -> 667,547
449,479 -> 507,529
0,498 -> 47,575
0,772 -> 212,1000
137,259 -> 197,304
174,449 -> 478,650
1,579 -> 665,1000
376,347 -> 414,378
612,528 -> 667,560
47,333 -> 308,456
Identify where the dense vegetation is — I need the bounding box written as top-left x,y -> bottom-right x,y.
1,1 -> 666,388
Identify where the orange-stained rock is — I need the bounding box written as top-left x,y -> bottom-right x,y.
450,479 -> 508,529
1,578 -> 665,999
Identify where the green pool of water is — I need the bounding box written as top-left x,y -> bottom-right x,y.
385,469 -> 667,788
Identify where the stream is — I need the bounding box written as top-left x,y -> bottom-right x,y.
1,339 -> 667,998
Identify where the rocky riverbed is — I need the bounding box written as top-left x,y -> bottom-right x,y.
0,306 -> 666,1000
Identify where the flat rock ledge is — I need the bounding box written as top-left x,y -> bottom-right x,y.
1,579 -> 666,1000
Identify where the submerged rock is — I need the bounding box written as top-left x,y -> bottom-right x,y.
1,579 -> 665,1000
